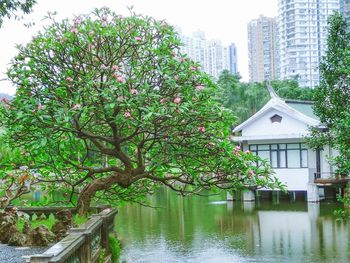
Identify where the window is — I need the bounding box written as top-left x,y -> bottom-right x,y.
270,114 -> 282,123
287,149 -> 300,167
249,143 -> 308,168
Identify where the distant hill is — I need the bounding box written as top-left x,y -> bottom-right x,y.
0,93 -> 13,100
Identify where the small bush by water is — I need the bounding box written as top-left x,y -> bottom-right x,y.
109,234 -> 122,263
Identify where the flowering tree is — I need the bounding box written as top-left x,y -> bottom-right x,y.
0,0 -> 36,27
0,134 -> 38,208
1,8 -> 282,214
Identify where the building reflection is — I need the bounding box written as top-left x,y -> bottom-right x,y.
116,189 -> 350,262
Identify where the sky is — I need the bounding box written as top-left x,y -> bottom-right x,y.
0,0 -> 278,95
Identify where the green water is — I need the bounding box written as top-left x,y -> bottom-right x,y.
115,189 -> 350,263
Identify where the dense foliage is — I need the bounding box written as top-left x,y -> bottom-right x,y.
0,9 -> 282,214
216,70 -> 314,124
0,0 -> 36,27
0,134 -> 40,208
309,12 -> 350,174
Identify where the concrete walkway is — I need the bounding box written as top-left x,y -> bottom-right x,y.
0,243 -> 47,263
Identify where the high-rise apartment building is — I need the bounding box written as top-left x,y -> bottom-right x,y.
248,15 -> 279,82
179,30 -> 237,78
229,43 -> 238,75
278,0 -> 339,87
340,0 -> 350,25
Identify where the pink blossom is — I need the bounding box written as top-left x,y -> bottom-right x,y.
198,126 -> 206,133
70,27 -> 78,34
116,76 -> 125,83
101,64 -> 108,70
234,145 -> 241,156
160,98 -> 166,103
112,65 -> 119,71
248,170 -> 255,176
130,89 -> 139,95
113,74 -> 125,83
245,150 -> 251,154
134,36 -> 142,41
1,97 -> 8,104
37,104 -> 45,110
74,17 -> 82,25
124,111 -> 132,118
101,15 -> 107,22
173,97 -> 181,104
195,85 -> 204,91
66,77 -> 73,82
174,75 -> 179,80
72,104 -> 81,110
190,66 -> 197,71
179,57 -> 185,63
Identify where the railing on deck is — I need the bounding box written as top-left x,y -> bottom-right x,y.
314,172 -> 350,184
27,208 -> 118,263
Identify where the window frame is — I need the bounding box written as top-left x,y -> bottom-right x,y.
249,143 -> 308,169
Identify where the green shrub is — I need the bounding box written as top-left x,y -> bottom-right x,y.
109,234 -> 121,263
98,248 -> 106,263
17,213 -> 88,232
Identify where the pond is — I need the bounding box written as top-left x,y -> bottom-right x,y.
115,189 -> 350,263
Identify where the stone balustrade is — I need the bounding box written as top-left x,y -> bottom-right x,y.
17,206 -> 110,219
27,208 -> 118,263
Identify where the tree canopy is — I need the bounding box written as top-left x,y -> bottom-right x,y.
0,0 -> 36,27
309,12 -> 350,174
0,8 -> 282,214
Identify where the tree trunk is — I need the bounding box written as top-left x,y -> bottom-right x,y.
77,185 -> 95,216
76,175 -> 130,215
0,197 -> 10,210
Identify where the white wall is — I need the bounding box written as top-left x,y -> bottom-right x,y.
243,109 -> 309,137
319,146 -> 340,177
273,168 -> 309,191
308,149 -> 317,182
320,145 -> 332,177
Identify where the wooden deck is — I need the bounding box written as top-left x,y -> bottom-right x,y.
314,177 -> 350,185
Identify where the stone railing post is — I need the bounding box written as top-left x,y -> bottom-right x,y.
98,209 -> 118,254
28,208 -> 117,263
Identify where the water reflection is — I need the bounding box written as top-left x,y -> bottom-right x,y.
115,189 -> 349,263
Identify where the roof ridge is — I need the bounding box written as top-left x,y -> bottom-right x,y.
232,97 -> 319,133
284,99 -> 313,104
